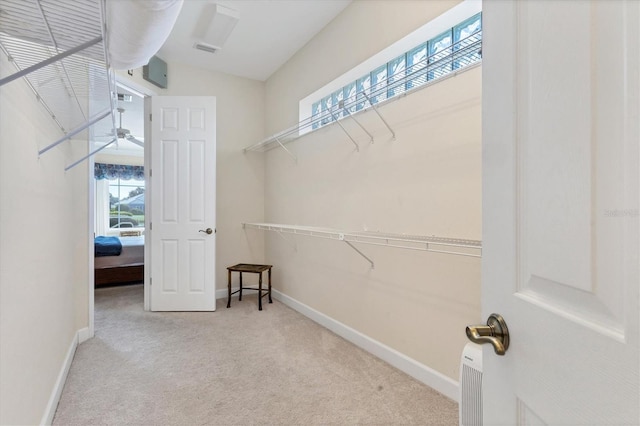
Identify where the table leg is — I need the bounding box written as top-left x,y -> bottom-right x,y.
258,272 -> 263,311
268,267 -> 272,304
227,269 -> 231,308
239,272 -> 243,301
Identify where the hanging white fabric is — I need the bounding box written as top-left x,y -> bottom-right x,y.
106,0 -> 184,70
95,179 -> 110,237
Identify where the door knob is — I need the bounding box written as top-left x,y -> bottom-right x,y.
466,313 -> 510,355
199,228 -> 213,235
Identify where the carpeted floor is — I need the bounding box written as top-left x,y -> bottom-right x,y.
53,284 -> 458,425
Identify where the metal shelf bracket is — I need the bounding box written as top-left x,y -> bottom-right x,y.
275,136 -> 297,163
38,109 -> 112,156
330,110 -> 359,152
65,138 -> 117,171
340,100 -> 374,144
343,239 -> 374,269
276,228 -> 297,250
362,91 -> 396,140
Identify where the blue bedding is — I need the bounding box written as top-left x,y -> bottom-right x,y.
95,236 -> 122,257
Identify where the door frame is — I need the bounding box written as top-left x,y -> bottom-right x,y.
87,77 -> 156,338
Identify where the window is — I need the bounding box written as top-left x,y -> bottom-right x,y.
331,88 -> 345,119
321,94 -> 333,125
356,74 -> 371,111
406,42 -> 427,90
312,101 -> 321,130
109,177 -> 145,229
370,64 -> 388,104
343,82 -> 357,114
387,54 -> 406,98
428,29 -> 453,80
310,12 -> 482,130
453,13 -> 482,70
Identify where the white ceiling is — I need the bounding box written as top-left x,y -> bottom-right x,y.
101,0 -> 351,157
157,0 -> 351,81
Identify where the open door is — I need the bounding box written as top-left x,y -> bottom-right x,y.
478,0 -> 639,423
147,96 -> 217,311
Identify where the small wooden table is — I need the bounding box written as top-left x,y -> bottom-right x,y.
227,263 -> 273,311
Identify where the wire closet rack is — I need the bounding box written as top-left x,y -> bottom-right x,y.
0,0 -> 117,170
244,30 -> 482,157
243,222 -> 482,269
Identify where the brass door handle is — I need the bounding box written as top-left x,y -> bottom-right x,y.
466,313 -> 510,355
199,228 -> 213,235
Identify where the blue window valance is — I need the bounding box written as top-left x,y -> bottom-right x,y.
94,163 -> 144,180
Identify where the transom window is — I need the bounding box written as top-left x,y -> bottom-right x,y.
311,13 -> 482,130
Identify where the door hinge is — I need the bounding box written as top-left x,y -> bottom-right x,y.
150,222 -> 152,230
149,113 -> 152,122
149,169 -> 152,177
150,277 -> 152,286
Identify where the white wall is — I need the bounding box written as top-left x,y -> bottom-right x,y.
0,49 -> 265,424
263,0 -> 480,383
117,62 -> 266,291
0,54 -> 89,424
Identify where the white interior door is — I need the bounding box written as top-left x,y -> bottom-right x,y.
149,96 -> 216,311
481,1 -> 639,424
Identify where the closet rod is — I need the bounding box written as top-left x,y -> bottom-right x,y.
0,36 -> 102,87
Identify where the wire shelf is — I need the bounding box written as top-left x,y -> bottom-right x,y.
243,222 -> 482,261
244,31 -> 482,153
0,0 -> 114,143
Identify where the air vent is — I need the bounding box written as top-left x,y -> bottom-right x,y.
460,343 -> 483,426
193,42 -> 219,54
192,3 -> 239,52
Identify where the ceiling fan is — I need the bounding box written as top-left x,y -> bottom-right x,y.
114,107 -> 144,148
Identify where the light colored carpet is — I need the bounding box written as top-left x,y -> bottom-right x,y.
53,284 -> 458,425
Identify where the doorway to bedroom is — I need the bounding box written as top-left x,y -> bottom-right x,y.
92,84 -> 146,301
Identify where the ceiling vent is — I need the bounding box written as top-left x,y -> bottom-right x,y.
193,42 -> 219,54
192,3 -> 239,53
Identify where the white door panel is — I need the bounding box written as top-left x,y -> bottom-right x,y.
150,96 -> 216,311
482,1 -> 638,424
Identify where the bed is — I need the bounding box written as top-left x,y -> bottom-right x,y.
94,236 -> 144,286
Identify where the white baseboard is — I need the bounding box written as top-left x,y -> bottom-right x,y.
272,289 -> 459,402
77,327 -> 92,344
40,332 -> 79,425
215,287 -> 238,300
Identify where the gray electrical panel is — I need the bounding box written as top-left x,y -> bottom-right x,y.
143,55 -> 167,88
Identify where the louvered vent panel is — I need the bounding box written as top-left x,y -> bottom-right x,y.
460,343 -> 483,426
